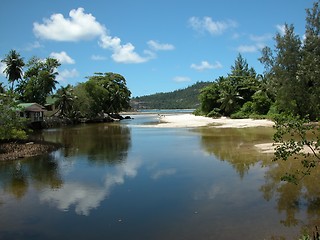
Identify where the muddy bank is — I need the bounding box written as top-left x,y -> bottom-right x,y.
0,139 -> 61,161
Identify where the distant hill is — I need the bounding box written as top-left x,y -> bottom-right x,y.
131,81 -> 212,109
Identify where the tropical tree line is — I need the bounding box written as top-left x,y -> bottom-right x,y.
197,0 -> 320,121
0,51 -> 131,140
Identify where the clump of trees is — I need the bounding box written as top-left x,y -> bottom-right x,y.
57,72 -> 131,120
198,0 -> 320,122
197,54 -> 269,118
0,50 -> 131,140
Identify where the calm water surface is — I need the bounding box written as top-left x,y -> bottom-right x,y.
1,114 -> 319,240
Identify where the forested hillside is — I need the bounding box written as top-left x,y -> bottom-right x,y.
131,81 -> 211,109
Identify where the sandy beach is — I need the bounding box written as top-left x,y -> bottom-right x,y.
155,114 -> 274,128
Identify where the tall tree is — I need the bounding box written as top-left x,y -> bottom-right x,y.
1,50 -> 25,91
297,0 -> 320,119
260,24 -> 302,116
228,54 -> 259,105
18,57 -> 60,105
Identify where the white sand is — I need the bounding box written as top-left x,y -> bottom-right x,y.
255,142 -> 319,154
155,114 -> 274,128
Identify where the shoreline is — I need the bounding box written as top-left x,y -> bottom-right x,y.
0,140 -> 61,161
144,113 -> 274,128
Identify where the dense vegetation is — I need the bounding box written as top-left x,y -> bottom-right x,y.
131,81 -> 211,109
0,50 -> 131,140
197,1 -> 320,121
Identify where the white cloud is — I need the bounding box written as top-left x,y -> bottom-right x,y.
147,40 -> 175,51
189,16 -> 237,35
173,76 -> 191,82
33,8 -> 106,41
276,24 -> 286,35
0,62 -> 6,77
91,55 -> 107,61
237,43 -> 265,53
99,34 -> 153,64
50,51 -> 75,64
191,60 -> 222,71
57,68 -> 79,82
34,8 -> 154,64
25,41 -> 43,51
237,45 -> 259,53
249,34 -> 272,43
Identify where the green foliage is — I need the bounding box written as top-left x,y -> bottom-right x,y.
71,72 -> 131,119
132,81 -> 211,109
54,85 -> 75,117
0,93 -> 27,140
259,1 -> 320,120
17,57 -> 60,105
199,54 -> 262,117
1,50 -> 25,91
273,115 -> 320,184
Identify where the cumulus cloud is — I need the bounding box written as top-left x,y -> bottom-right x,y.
189,16 -> 237,35
33,8 -> 165,64
99,34 -> 154,63
33,8 -> 106,41
50,51 -> 75,64
147,40 -> 175,51
56,68 -> 79,82
191,61 -> 222,71
173,76 -> 191,82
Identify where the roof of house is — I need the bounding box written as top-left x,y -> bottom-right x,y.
18,103 -> 46,112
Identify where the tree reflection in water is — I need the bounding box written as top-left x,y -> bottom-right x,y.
0,154 -> 62,199
37,123 -> 131,165
1,123 -> 132,204
195,126 -> 320,237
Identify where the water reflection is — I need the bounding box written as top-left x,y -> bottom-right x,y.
195,127 -> 274,178
37,123 -> 131,165
260,157 -> 320,233
0,155 -> 62,200
195,126 -> 320,236
1,117 -> 320,239
39,158 -> 141,216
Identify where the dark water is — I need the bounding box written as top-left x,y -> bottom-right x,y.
1,114 -> 319,240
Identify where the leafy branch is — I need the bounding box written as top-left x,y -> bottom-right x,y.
273,115 -> 320,184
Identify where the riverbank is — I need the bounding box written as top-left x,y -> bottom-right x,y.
154,114 -> 274,128
0,140 -> 61,161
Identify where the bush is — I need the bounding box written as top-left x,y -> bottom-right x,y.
206,108 -> 221,118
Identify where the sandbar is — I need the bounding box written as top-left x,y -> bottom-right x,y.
155,114 -> 274,128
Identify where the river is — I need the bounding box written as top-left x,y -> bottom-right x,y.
0,113 -> 319,239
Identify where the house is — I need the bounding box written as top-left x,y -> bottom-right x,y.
44,96 -> 59,117
18,103 -> 46,122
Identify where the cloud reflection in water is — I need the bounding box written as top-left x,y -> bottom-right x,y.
39,159 -> 141,216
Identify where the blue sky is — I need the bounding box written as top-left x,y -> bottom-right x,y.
0,0 -> 314,97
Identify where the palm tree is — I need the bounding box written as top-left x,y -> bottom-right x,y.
55,85 -> 75,117
1,50 -> 25,91
218,80 -> 243,116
